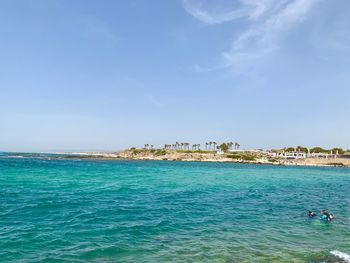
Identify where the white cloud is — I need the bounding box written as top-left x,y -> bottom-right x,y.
227,0 -> 317,62
182,0 -> 257,24
182,0 -> 291,24
183,0 -> 319,72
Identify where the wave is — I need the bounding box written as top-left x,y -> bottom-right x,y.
330,251 -> 350,263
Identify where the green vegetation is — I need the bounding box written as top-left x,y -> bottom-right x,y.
331,148 -> 344,154
226,154 -> 241,159
226,153 -> 256,161
154,149 -> 167,156
310,147 -> 328,153
309,147 -> 344,154
296,146 -> 308,153
176,150 -> 211,154
219,143 -> 229,152
285,146 -> 308,153
273,146 -> 345,155
241,155 -> 256,161
130,148 -> 143,155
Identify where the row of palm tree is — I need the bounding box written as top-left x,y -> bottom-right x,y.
144,144 -> 154,150
204,141 -> 240,151
205,142 -> 217,151
163,142 -> 192,150
192,144 -> 201,150
143,141 -> 240,151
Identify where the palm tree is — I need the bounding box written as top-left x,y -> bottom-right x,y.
213,142 -> 217,151
144,144 -> 149,150
197,144 -> 201,150
236,143 -> 240,150
209,142 -> 212,151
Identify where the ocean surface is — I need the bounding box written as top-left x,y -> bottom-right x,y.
1,153 -> 349,262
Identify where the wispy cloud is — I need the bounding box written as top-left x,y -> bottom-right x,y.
183,0 -> 319,72
182,0 -> 293,24
182,0 -> 255,24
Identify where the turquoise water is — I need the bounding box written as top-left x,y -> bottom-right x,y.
1,155 -> 349,262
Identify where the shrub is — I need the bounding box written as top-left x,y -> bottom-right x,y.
241,155 -> 256,161
154,149 -> 167,156
131,150 -> 140,155
296,146 -> 308,153
219,143 -> 229,152
286,147 -> 295,152
226,154 -> 241,159
331,148 -> 344,154
176,150 -> 211,154
310,147 -> 328,153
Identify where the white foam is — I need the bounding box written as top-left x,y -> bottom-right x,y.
330,250 -> 350,263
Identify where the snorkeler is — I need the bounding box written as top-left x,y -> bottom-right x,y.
320,210 -> 333,221
308,211 -> 317,218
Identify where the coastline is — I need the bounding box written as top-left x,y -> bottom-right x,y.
54,150 -> 350,168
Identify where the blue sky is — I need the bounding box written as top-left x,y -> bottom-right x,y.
1,0 -> 349,152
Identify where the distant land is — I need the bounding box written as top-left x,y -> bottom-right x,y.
43,142 -> 350,168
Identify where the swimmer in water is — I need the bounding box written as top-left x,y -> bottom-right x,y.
320,210 -> 333,221
308,211 -> 317,218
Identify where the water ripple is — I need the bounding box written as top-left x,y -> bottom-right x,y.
0,158 -> 349,262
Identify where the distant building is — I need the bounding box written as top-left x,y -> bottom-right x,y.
273,151 -> 307,159
269,151 -> 339,159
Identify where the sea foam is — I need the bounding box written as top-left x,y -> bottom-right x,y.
330,251 -> 350,263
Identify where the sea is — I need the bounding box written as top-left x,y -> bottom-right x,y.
1,152 -> 349,262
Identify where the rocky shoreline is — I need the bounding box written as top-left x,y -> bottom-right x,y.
59,149 -> 350,168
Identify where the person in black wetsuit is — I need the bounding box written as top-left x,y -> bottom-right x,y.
308,211 -> 317,218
